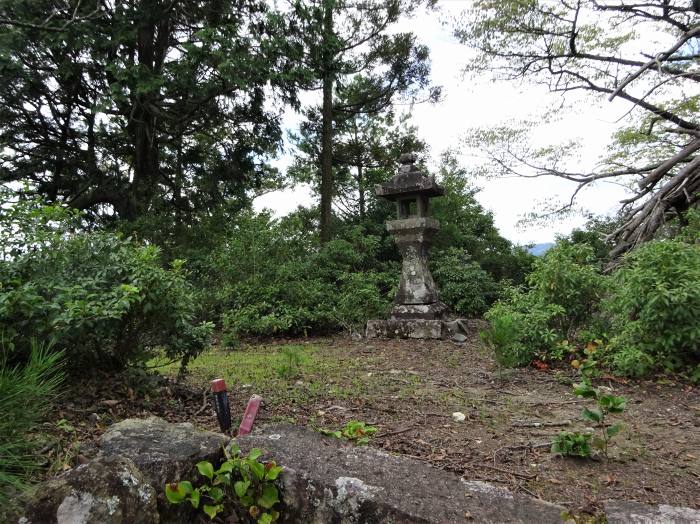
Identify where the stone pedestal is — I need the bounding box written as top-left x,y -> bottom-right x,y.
366,153 -> 469,340
386,217 -> 447,321
367,216 -> 451,339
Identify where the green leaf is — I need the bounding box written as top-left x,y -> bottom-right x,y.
249,460 -> 265,480
257,484 -> 279,509
210,487 -> 224,503
247,448 -> 263,461
606,423 -> 622,437
197,461 -> 214,480
265,465 -> 284,481
202,504 -> 223,519
189,489 -> 200,508
581,407 -> 603,423
216,461 -> 235,474
573,383 -> 597,399
165,481 -> 193,503
259,513 -> 274,524
234,480 -> 251,498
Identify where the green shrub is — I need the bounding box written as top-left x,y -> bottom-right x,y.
605,240 -> 700,376
213,216 -> 394,340
483,289 -> 564,367
431,248 -> 500,317
0,341 -> 64,511
481,242 -> 605,367
528,243 -> 606,334
0,230 -> 212,371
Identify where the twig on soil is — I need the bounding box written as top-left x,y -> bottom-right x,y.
511,420 -> 571,428
517,484 -> 541,499
464,463 -> 537,480
492,442 -> 551,464
376,426 -> 416,438
194,388 -> 209,416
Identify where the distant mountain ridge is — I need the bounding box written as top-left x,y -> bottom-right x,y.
527,242 -> 555,256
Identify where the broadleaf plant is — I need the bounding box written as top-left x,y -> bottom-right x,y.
320,420 -> 378,446
165,445 -> 283,522
552,383 -> 627,459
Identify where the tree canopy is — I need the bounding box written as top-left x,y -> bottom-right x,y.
0,0 -> 300,222
456,0 -> 699,257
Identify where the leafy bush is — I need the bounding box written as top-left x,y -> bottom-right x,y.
483,291 -> 564,367
0,341 -> 64,511
481,242 -> 606,367
212,215 -> 395,340
527,243 -> 607,334
431,248 -> 500,317
0,205 -> 212,371
605,240 -> 700,377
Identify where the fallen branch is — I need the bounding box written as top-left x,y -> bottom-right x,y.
465,463 -> 537,480
376,426 -> 416,438
194,387 -> 209,416
511,420 -> 571,428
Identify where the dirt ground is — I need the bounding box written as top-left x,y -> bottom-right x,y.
49,333 -> 700,519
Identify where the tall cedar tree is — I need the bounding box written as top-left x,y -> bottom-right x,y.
287,0 -> 439,242
0,0 -> 300,222
289,77 -> 427,222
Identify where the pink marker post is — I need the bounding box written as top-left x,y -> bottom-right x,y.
237,395 -> 263,436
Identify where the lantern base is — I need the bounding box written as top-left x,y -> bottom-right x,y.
366,319 -> 445,339
365,316 -> 474,341
390,301 -> 448,320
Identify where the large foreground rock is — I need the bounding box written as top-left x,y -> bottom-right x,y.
100,416 -> 229,488
604,500 -> 700,524
22,417 -> 229,524
22,456 -> 158,524
99,416 -> 229,521
237,424 -> 566,523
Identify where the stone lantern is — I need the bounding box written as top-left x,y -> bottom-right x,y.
366,153 -> 450,339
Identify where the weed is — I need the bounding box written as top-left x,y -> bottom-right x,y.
166,445 -> 283,523
320,420 -> 378,445
552,383 -> 626,458
276,346 -> 303,379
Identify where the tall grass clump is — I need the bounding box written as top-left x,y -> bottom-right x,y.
0,341 -> 65,510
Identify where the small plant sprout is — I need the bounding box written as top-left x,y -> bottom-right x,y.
165,445 -> 283,523
320,420 -> 378,445
552,383 -> 626,459
276,346 -> 303,379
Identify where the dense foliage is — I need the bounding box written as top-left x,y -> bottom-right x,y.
210,214 -> 396,342
605,239 -> 700,377
0,0 -> 300,222
482,222 -> 700,379
0,197 -> 212,372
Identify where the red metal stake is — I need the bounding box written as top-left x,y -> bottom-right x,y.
237,395 -> 262,436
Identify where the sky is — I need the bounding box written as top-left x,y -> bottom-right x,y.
254,1 -> 637,246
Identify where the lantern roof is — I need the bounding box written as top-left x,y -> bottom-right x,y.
375,153 -> 444,201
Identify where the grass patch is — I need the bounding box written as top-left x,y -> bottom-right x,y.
152,343 -> 379,405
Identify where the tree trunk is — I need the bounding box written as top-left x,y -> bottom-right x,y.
357,162 -> 365,221
319,2 -> 334,243
124,2 -> 161,220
